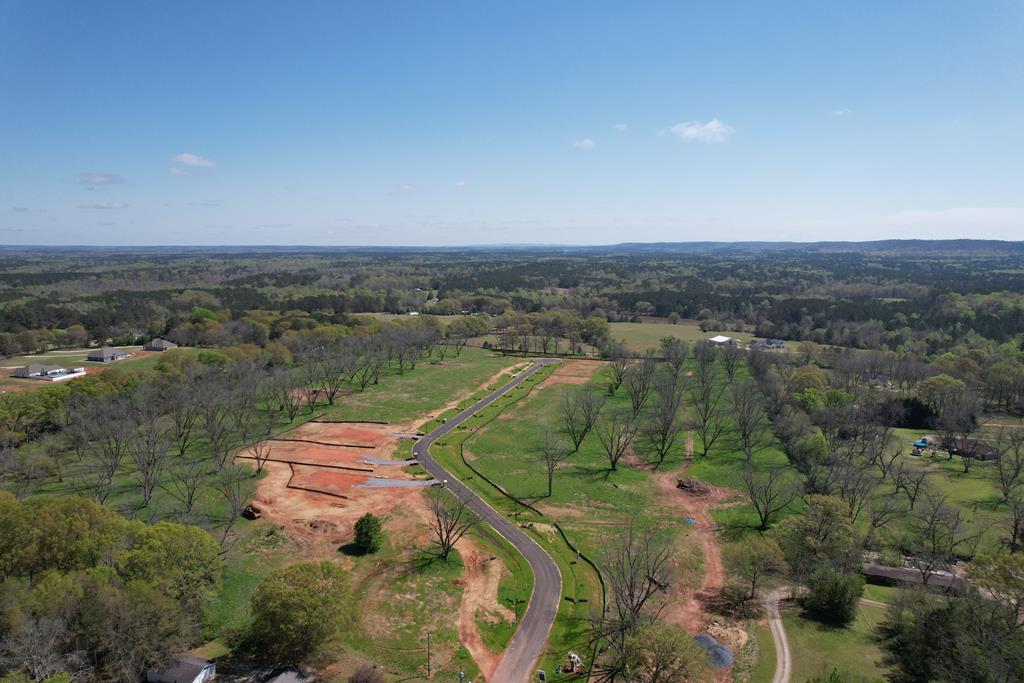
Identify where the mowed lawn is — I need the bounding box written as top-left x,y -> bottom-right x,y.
318,347 -> 517,424
463,364 -> 688,558
608,321 -> 756,352
0,346 -> 205,392
783,603 -> 890,682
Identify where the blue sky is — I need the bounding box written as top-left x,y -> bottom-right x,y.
1,1 -> 1022,245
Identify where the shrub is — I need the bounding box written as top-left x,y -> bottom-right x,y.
353,513 -> 384,554
801,567 -> 864,626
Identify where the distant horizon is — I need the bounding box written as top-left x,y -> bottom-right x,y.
1,237 -> 1022,251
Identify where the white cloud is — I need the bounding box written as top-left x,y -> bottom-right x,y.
669,118 -> 734,143
454,180 -> 466,188
11,206 -> 29,212
833,108 -> 853,117
78,172 -> 124,187
173,153 -> 216,167
571,138 -> 595,149
78,202 -> 129,210
613,123 -> 628,132
169,167 -> 191,176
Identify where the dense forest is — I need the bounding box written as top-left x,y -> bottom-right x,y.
0,243 -> 1022,359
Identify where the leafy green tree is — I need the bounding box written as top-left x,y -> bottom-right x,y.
800,567 -> 864,626
881,590 -> 1024,683
774,495 -> 858,580
249,560 -> 353,663
622,622 -> 710,683
2,496 -> 128,578
724,536 -> 787,601
115,522 -> 222,608
353,513 -> 384,554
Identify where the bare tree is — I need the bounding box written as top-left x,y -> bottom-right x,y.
1002,493 -> 1024,553
624,357 -> 656,417
593,522 -> 673,680
866,492 -> 907,539
596,409 -> 639,472
659,338 -> 689,376
933,391 -> 984,471
128,386 -> 171,509
560,388 -> 605,452
731,381 -> 770,463
640,373 -> 686,468
719,343 -> 743,383
196,376 -> 239,469
426,487 -> 480,560
896,463 -> 930,510
272,366 -> 304,422
993,427 -> 1024,501
539,429 -> 571,497
895,490 -> 980,585
606,356 -> 631,394
691,344 -> 726,457
163,380 -> 200,458
317,346 -> 352,406
162,457 -> 207,516
742,465 -> 800,531
215,464 -> 256,546
69,395 -> 133,486
0,615 -> 89,682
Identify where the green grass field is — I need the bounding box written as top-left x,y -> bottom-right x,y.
318,347 -> 516,424
608,321 -> 756,352
783,603 -> 890,682
0,346 -> 205,391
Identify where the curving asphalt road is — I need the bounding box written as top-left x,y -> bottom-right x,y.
412,358 -> 562,683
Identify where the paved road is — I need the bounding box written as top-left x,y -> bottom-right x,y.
412,359 -> 562,683
766,589 -> 792,683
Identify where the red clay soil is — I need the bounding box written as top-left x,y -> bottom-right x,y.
540,359 -> 605,386
456,538 -> 516,679
287,421 -> 391,447
656,430 -> 737,682
240,421 -> 423,547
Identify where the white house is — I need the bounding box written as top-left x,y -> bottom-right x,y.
707,335 -> 735,345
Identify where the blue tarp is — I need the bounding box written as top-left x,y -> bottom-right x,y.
693,634 -> 734,668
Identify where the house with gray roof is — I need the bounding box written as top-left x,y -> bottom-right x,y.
144,338 -> 178,351
87,347 -> 128,362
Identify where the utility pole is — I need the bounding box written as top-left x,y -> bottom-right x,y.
427,631 -> 432,678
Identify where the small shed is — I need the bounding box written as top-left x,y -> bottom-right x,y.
87,347 -> 128,362
147,655 -> 215,683
144,338 -> 178,352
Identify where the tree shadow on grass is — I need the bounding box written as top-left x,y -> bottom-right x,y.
338,541 -> 369,557
718,521 -> 765,543
397,548 -> 453,578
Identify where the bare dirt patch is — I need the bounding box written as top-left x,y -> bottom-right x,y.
241,422 -> 423,547
540,359 -> 604,387
456,538 -> 516,679
657,468 -> 733,633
